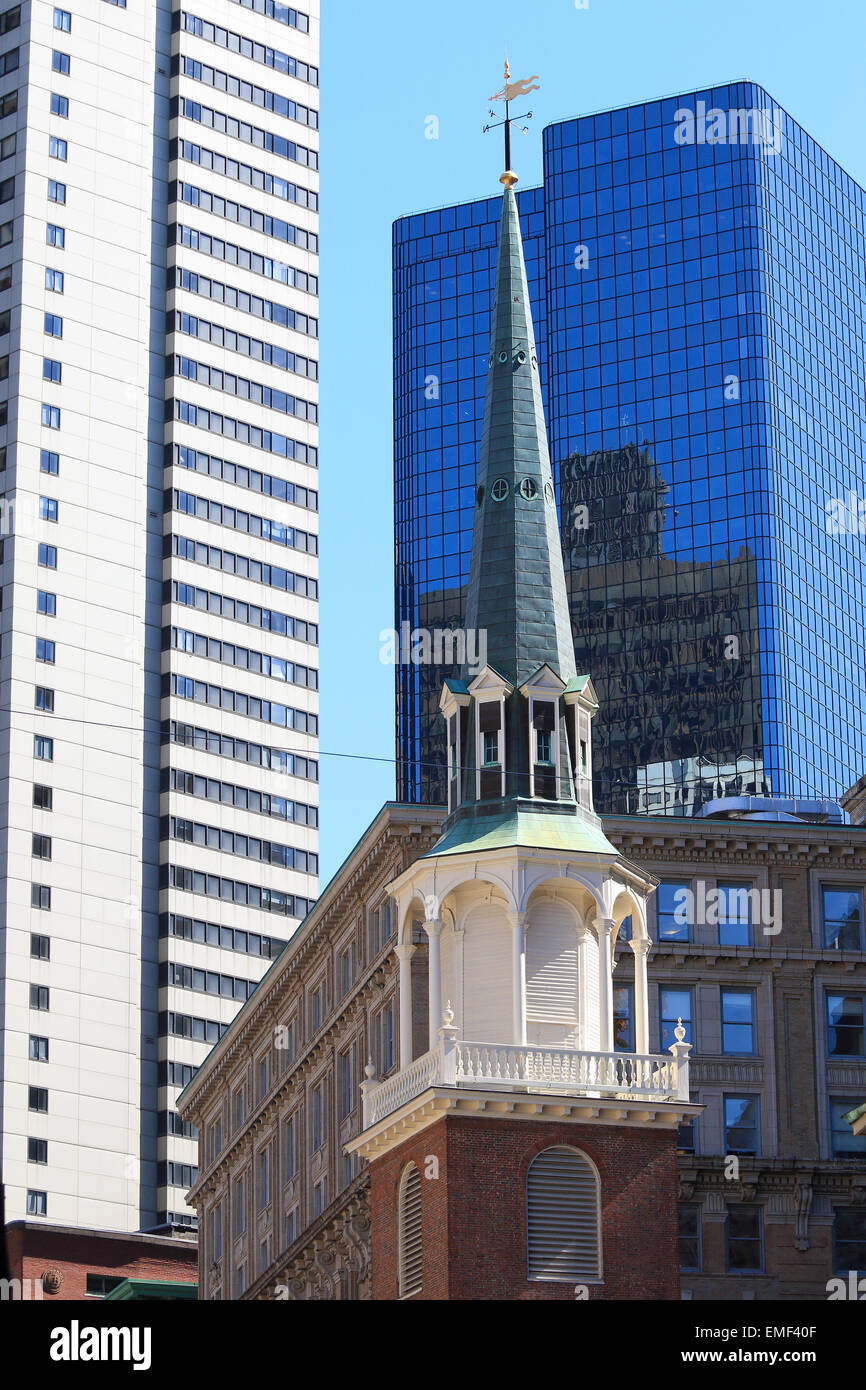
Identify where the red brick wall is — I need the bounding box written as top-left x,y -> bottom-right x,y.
370,1115 -> 680,1301
5,1225 -> 197,1301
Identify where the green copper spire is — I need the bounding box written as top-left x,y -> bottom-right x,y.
435,152 -> 613,855
464,185 -> 577,690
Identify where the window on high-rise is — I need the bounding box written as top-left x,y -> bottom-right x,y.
721,989 -> 755,1054
822,886 -> 864,950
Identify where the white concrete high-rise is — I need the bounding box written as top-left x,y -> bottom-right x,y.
0,0 -> 319,1234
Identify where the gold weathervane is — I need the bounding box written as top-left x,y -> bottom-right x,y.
484,59 -> 540,188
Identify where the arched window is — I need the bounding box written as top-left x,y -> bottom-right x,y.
526,1145 -> 601,1281
397,1161 -> 422,1298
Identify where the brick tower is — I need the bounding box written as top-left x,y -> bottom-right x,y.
348,79 -> 698,1300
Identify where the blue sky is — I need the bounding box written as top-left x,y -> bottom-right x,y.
316,0 -> 866,882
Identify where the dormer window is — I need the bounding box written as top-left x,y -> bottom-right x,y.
439,684 -> 470,813
536,728 -> 553,765
483,730 -> 500,767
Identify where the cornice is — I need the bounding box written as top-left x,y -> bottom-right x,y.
346,1086 -> 700,1162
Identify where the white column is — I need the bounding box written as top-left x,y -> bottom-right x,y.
510,914 -> 527,1045
595,917 -> 616,1051
629,936 -> 651,1054
424,919 -> 443,1050
394,943 -> 416,1067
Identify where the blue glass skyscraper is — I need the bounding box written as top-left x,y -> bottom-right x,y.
394,81 -> 866,815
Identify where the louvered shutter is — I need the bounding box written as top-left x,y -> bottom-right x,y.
398,1162 -> 423,1298
527,1145 -> 601,1281
526,902 -> 578,1039
462,904 -> 512,1041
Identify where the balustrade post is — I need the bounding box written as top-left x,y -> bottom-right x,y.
438,1001 -> 458,1085
360,1059 -> 378,1129
668,1018 -> 692,1101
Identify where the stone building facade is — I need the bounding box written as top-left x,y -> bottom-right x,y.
178,798 -> 866,1300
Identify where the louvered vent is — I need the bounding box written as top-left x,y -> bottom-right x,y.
398,1162 -> 423,1298
526,904 -> 579,1025
527,1145 -> 601,1281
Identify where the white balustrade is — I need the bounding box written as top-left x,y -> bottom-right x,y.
361,1037 -> 688,1127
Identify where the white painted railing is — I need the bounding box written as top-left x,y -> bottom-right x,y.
361,1035 -> 690,1128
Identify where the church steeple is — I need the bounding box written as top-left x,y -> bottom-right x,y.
439,107 -> 601,833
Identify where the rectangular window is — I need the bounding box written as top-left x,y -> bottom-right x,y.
717,880 -> 753,947
312,1079 -> 325,1150
234,1174 -> 245,1236
830,1099 -> 866,1156
0,133 -> 15,160
659,986 -> 693,1051
52,50 -> 70,74
30,983 -> 50,1010
827,994 -> 865,1057
43,359 -> 62,384
376,1002 -> 394,1075
50,93 -> 69,118
29,1085 -> 48,1112
724,1094 -> 760,1155
31,931 -> 50,958
34,735 -> 53,760
27,1190 -> 47,1216
312,1176 -> 327,1218
45,269 -> 63,293
310,980 -> 324,1033
0,220 -> 12,246
679,1203 -> 701,1271
721,989 -> 755,1055
257,1054 -> 269,1100
41,405 -> 60,429
40,449 -> 60,474
822,886 -> 864,951
49,136 -> 67,161
38,543 -> 57,568
338,942 -> 355,997
29,1034 -> 49,1061
37,590 -> 56,615
32,831 -> 52,857
834,1208 -> 866,1275
46,224 -> 65,248
31,884 -> 51,910
613,983 -> 634,1051
0,176 -> 14,203
35,687 -> 55,713
726,1206 -> 763,1272
0,7 -> 21,35
283,1113 -> 296,1179
232,1089 -> 246,1134
44,312 -> 62,337
210,1202 -> 222,1261
535,728 -> 552,764
257,1147 -> 269,1209
53,8 -> 71,31
48,180 -> 66,204
656,880 -> 691,942
482,729 -> 499,766
284,1207 -> 297,1246
339,1043 -> 356,1118
36,638 -> 56,664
